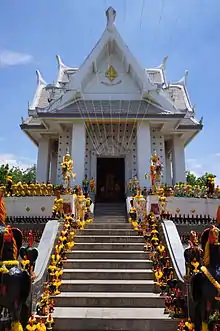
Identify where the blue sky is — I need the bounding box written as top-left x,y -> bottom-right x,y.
0,0 -> 219,182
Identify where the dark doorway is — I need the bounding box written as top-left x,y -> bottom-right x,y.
96,157 -> 125,202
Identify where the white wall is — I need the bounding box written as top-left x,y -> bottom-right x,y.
172,136 -> 186,184
71,121 -> 86,186
136,121 -> 151,187
165,146 -> 172,186
147,195 -> 219,219
82,52 -> 141,100
50,149 -> 58,184
4,195 -> 75,217
5,196 -> 54,217
36,139 -> 50,183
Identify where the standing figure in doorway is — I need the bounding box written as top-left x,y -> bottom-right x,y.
90,177 -> 96,193
61,149 -> 76,192
82,175 -> 89,194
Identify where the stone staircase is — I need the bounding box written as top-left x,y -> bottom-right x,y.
53,202 -> 178,331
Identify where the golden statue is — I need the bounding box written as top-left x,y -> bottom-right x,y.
52,192 -> 64,218
133,186 -> 146,222
0,188 -> 6,226
75,186 -> 86,222
61,149 -> 76,192
145,150 -> 163,193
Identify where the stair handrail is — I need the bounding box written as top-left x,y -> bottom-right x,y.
31,219 -> 61,310
161,220 -> 185,283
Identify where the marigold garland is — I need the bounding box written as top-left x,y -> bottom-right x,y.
129,199 -> 187,319
25,207 -> 93,330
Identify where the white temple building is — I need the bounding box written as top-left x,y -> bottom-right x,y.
21,7 -> 202,200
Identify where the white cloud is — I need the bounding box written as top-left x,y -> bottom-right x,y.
0,154 -> 36,170
0,49 -> 33,67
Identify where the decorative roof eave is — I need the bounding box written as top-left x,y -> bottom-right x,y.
177,124 -> 203,130
29,70 -> 47,110
43,91 -> 81,113
146,56 -> 168,86
142,95 -> 173,113
36,111 -> 185,120
20,123 -> 46,130
55,55 -> 78,87
184,130 -> 201,147
170,70 -> 194,112
20,128 -> 39,147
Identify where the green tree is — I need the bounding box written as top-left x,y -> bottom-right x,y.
0,164 -> 36,184
22,165 -> 36,183
186,170 -> 197,186
0,164 -> 10,184
185,170 -> 216,186
196,172 -> 216,187
10,166 -> 24,183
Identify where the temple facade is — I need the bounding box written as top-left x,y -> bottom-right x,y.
21,7 -> 202,197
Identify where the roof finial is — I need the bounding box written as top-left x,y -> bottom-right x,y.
184,70 -> 189,85
36,70 -> 46,86
106,7 -> 116,30
178,70 -> 188,86
56,55 -> 65,69
159,56 -> 168,69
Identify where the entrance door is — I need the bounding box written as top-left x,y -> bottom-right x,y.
96,157 -> 125,202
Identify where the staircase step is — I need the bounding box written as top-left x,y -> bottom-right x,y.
94,219 -> 127,223
67,250 -> 148,260
54,292 -> 164,308
95,212 -> 127,220
87,223 -> 132,229
80,229 -> 137,236
52,307 -> 178,331
74,235 -> 143,243
60,279 -> 155,293
63,259 -> 152,269
62,269 -> 153,280
73,243 -> 144,251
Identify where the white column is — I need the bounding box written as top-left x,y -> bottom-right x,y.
165,145 -> 172,186
51,150 -> 57,184
36,138 -> 50,183
71,120 -> 85,186
136,121 -> 151,187
172,135 -> 186,184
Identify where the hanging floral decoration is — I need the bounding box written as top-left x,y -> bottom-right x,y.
26,207 -> 30,212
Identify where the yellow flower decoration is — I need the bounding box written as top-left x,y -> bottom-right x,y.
176,208 -> 180,213
26,207 -> 30,212
191,209 -> 196,213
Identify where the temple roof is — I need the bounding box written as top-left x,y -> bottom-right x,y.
23,6 -> 202,147
28,7 -> 196,118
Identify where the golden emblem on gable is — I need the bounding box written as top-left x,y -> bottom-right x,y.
101,65 -> 121,86
105,65 -> 118,82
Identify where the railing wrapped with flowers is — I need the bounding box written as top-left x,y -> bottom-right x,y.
24,186 -> 93,330
128,197 -> 188,323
